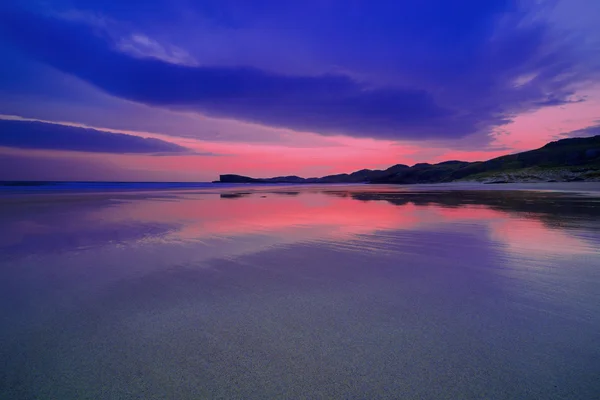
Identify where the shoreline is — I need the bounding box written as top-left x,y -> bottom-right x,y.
1,181 -> 599,201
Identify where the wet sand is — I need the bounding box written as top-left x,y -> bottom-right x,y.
1,183 -> 599,399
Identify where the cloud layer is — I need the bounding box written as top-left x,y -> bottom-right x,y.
560,123 -> 600,139
0,119 -> 189,154
1,1 -> 599,147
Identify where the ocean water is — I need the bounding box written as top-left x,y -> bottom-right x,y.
0,181 -> 223,192
1,184 -> 599,399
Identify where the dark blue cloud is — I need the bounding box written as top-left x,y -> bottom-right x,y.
1,1 -> 598,142
0,8 -> 474,140
558,124 -> 600,139
0,119 -> 190,154
534,96 -> 586,107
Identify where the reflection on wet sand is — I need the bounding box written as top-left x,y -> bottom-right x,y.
6,186 -> 593,255
1,185 -> 599,399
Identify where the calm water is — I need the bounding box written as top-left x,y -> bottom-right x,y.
1,184 -> 599,399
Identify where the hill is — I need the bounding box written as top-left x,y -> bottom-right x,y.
216,135 -> 600,184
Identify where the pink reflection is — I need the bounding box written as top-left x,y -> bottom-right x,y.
84,189 -> 596,257
95,192 -> 423,242
488,218 -> 596,256
427,205 -> 594,256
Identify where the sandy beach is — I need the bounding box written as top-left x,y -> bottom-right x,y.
1,183 -> 600,399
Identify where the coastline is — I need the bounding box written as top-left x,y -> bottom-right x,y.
1,181 -> 599,202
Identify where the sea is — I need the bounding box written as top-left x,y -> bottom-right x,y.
1,182 -> 599,399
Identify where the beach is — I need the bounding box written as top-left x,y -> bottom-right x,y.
1,183 -> 600,399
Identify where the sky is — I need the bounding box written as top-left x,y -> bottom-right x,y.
1,0 -> 600,181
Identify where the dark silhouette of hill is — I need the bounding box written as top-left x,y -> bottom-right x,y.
216,135 -> 600,184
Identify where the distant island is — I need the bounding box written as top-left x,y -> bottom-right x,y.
216,135 -> 600,184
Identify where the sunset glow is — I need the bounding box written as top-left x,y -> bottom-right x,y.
1,1 -> 600,181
